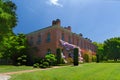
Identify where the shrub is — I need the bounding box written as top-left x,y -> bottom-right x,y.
66,57 -> 73,64
45,54 -> 57,66
92,55 -> 96,62
56,48 -> 62,64
17,54 -> 27,66
33,54 -> 57,68
39,62 -> 49,68
34,57 -> 42,64
83,53 -> 89,62
33,63 -> 39,68
73,48 -> 79,66
96,54 -> 100,63
17,62 -> 21,66
83,50 -> 93,63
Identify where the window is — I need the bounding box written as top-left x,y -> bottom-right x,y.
46,33 -> 51,42
46,48 -> 51,54
80,39 -> 83,48
29,37 -> 33,46
68,36 -> 71,43
37,35 -> 41,44
77,39 -> 79,46
62,33 -> 64,41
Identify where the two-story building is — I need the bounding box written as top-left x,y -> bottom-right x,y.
26,19 -> 97,59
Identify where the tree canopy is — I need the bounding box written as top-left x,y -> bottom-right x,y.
104,37 -> 120,61
0,33 -> 29,64
93,42 -> 104,61
93,37 -> 120,62
0,0 -> 17,40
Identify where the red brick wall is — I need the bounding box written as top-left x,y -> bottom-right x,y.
26,25 -> 97,58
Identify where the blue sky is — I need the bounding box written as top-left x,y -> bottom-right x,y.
12,0 -> 120,43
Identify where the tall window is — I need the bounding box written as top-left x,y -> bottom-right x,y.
62,33 -> 64,41
80,39 -> 82,48
80,40 -> 83,48
77,39 -> 79,46
68,36 -> 71,43
29,37 -> 33,46
37,35 -> 41,44
47,33 -> 51,42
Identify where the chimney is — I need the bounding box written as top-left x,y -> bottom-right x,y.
52,19 -> 61,26
64,26 -> 71,31
56,19 -> 61,26
67,26 -> 71,31
52,20 -> 56,26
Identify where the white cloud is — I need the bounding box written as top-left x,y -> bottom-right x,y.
47,0 -> 63,7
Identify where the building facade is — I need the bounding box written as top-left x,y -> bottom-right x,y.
26,19 -> 97,58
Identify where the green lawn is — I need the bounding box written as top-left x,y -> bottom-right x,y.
10,63 -> 120,80
0,65 -> 34,73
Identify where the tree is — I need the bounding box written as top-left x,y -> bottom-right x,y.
56,48 -> 62,64
96,54 -> 100,63
0,0 -> 17,41
73,48 -> 79,66
93,42 -> 104,61
0,33 -> 28,65
104,37 -> 120,61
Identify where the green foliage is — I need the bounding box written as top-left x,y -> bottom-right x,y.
93,42 -> 104,61
0,0 -> 18,64
83,51 -> 92,63
96,54 -> 100,63
0,0 -> 17,40
45,54 -> 57,66
33,54 -> 56,68
73,48 -> 79,66
104,37 -> 120,61
33,63 -> 39,68
92,55 -> 96,62
56,48 -> 62,64
39,62 -> 49,68
0,52 -> 3,58
93,37 -> 120,62
17,63 -> 21,66
0,33 -> 29,65
17,55 -> 27,66
83,53 -> 89,62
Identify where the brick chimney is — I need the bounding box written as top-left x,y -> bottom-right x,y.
64,26 -> 71,31
52,19 -> 61,26
67,26 -> 71,31
56,19 -> 61,26
52,20 -> 56,26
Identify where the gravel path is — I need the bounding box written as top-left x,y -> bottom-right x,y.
0,75 -> 11,80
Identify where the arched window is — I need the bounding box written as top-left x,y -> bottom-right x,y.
47,33 -> 51,42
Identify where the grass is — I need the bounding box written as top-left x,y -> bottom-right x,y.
103,60 -> 120,63
10,63 -> 120,80
0,65 -> 34,73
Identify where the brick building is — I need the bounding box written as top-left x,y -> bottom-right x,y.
26,19 -> 97,59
